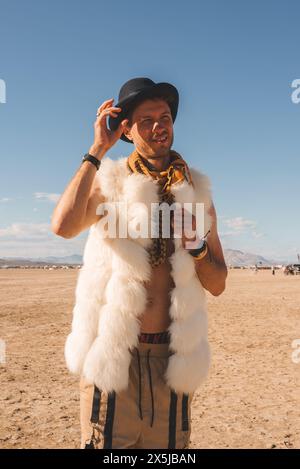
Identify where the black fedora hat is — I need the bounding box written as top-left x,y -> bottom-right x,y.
108,77 -> 179,143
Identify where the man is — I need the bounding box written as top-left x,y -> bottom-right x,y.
52,78 -> 227,449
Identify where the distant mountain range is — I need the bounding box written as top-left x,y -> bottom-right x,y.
223,249 -> 288,267
30,255 -> 83,264
0,255 -> 82,267
0,250 -> 291,267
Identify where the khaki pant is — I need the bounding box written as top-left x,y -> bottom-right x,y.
80,341 -> 194,449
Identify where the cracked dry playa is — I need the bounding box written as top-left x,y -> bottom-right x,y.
0,269 -> 299,449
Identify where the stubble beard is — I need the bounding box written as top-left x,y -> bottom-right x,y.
148,133 -> 174,159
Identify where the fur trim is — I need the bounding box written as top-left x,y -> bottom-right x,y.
165,340 -> 211,393
65,157 -> 213,393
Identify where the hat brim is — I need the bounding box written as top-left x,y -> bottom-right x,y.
108,82 -> 179,143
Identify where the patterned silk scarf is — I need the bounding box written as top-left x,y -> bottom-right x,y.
127,149 -> 194,266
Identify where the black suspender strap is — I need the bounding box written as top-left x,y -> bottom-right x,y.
90,386 -> 102,424
168,390 -> 178,449
84,386 -> 102,449
182,393 -> 189,431
103,391 -> 116,449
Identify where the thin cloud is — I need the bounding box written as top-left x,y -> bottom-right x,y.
220,217 -> 264,240
219,231 -> 242,237
0,223 -> 87,258
34,192 -> 61,203
252,230 -> 264,239
0,223 -> 50,240
223,217 -> 257,232
0,197 -> 12,203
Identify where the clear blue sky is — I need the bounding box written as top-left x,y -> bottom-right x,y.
0,0 -> 299,261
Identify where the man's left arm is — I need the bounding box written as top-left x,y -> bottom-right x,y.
188,203 -> 228,296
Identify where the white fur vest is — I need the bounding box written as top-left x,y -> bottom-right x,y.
65,156 -> 213,394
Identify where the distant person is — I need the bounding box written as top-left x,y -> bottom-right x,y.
271,265 -> 275,275
52,78 -> 227,449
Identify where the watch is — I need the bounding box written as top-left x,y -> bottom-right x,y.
82,153 -> 101,171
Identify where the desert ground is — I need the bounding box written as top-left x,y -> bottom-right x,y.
0,268 -> 299,449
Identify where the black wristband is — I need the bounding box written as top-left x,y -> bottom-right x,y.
82,153 -> 101,171
188,240 -> 207,258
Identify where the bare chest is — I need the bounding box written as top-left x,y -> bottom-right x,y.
140,239 -> 175,333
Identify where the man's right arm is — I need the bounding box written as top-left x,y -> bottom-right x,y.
51,145 -> 106,238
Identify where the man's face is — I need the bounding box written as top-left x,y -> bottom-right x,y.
123,98 -> 174,158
